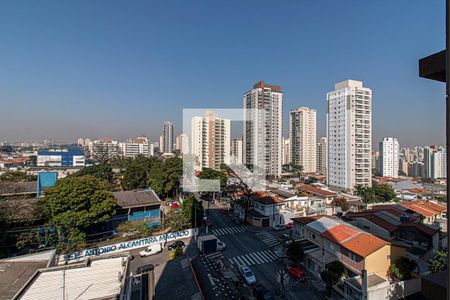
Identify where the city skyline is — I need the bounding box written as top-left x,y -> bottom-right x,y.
0,1 -> 446,146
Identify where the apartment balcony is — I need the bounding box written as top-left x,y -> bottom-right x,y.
336,252 -> 363,274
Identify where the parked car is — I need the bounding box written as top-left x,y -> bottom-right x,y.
287,266 -> 305,281
217,240 -> 226,251
253,284 -> 274,300
272,224 -> 286,231
139,244 -> 162,257
286,222 -> 294,229
166,199 -> 177,206
239,265 -> 257,285
167,240 -> 185,250
171,203 -> 180,209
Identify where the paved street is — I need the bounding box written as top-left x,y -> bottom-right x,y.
203,199 -> 323,300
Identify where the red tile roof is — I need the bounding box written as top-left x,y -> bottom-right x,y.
298,184 -> 337,197
399,200 -> 446,217
407,188 -> 428,194
341,233 -> 389,257
250,192 -> 284,205
321,224 -> 359,243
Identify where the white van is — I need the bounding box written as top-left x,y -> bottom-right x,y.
139,243 -> 162,257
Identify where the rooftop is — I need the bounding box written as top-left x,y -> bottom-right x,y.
0,250 -> 56,300
399,200 -> 446,217
341,233 -> 388,258
113,189 -> 162,208
291,215 -> 323,225
250,192 -> 284,205
320,224 -> 360,243
346,273 -> 388,290
0,181 -> 37,196
16,256 -> 128,300
307,217 -> 340,234
298,184 -> 337,197
398,222 -> 439,236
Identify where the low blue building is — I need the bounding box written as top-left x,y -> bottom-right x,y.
112,189 -> 162,227
37,146 -> 85,167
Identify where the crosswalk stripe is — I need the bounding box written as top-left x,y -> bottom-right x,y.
240,255 -> 251,265
264,250 -> 277,260
212,226 -> 246,236
258,251 -> 271,263
249,252 -> 264,264
244,254 -> 255,265
236,256 -> 246,266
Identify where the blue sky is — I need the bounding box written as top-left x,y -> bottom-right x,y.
0,1 -> 446,147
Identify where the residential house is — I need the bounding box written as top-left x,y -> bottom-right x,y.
269,188 -> 326,216
292,216 -> 403,281
398,200 -> 446,224
246,192 -> 294,227
297,184 -> 338,205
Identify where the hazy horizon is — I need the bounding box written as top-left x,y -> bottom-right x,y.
0,1 -> 446,148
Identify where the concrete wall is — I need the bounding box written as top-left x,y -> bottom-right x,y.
364,245 -> 391,279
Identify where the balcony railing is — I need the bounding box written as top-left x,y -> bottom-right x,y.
336,252 -> 364,273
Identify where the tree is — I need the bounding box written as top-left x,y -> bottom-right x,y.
148,157 -> 182,198
320,261 -> 345,296
372,182 -> 396,202
73,164 -> 113,184
38,176 -> 117,252
116,221 -> 154,240
355,182 -> 396,204
354,185 -> 377,204
122,155 -> 159,190
163,210 -> 190,231
333,197 -> 349,212
0,171 -> 37,182
388,257 -> 417,281
161,157 -> 183,197
286,163 -> 303,182
429,250 -> 447,273
182,195 -> 204,228
198,168 -> 227,190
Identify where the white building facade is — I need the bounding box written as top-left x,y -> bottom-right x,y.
289,107 -> 317,173
191,111 -> 231,170
379,137 -> 400,178
432,148 -> 447,179
326,80 -> 372,191
124,137 -> 154,158
176,133 -> 189,155
243,81 -> 283,177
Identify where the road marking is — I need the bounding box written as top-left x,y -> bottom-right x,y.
228,250 -> 278,267
240,255 -> 251,265
256,231 -> 280,247
248,252 -> 264,264
211,226 -> 246,236
243,254 -> 255,265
